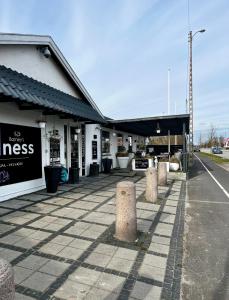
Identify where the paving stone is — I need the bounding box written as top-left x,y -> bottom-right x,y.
0,207 -> 12,215
39,260 -> 70,276
64,222 -> 91,235
94,243 -> 117,256
0,248 -> 22,262
0,223 -> 15,233
0,199 -> 30,209
0,233 -> 23,245
137,219 -> 152,232
85,287 -> 118,300
68,238 -> 92,250
151,235 -> 171,245
85,252 -> 111,267
80,224 -> 108,239
19,194 -> 50,201
14,237 -> 41,249
14,228 -> 37,237
69,200 -> 98,210
40,242 -> 66,255
24,203 -> 57,213
13,266 -> 34,284
15,293 -> 36,300
17,255 -> 49,270
50,235 -> 74,246
160,213 -> 176,224
130,281 -> 162,300
57,246 -> 84,260
163,205 -> 177,214
83,211 -> 115,225
166,200 -> 178,207
114,247 -> 138,261
139,264 -> 165,282
54,279 -> 92,299
154,223 -> 174,236
44,197 -> 73,206
21,271 -> 56,292
96,272 -> 125,293
148,242 -> 170,255
69,267 -> 102,285
143,254 -> 167,269
107,256 -> 134,273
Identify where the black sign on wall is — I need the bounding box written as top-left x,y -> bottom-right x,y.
81,124 -> 86,176
92,141 -> 98,160
135,159 -> 149,169
0,123 -> 42,186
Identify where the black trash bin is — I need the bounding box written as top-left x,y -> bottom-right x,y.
102,158 -> 112,173
69,167 -> 80,184
44,166 -> 61,193
90,163 -> 99,176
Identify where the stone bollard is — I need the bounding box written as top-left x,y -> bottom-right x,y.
145,167 -> 158,203
158,162 -> 167,186
0,258 -> 14,300
115,181 -> 137,242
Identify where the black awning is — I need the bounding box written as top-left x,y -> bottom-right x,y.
106,114 -> 189,136
0,65 -> 105,123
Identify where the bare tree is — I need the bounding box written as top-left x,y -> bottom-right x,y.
207,124 -> 217,147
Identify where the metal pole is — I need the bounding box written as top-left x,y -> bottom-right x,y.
188,31 -> 193,159
168,68 -> 170,115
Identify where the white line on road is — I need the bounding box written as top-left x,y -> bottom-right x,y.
188,200 -> 229,204
194,154 -> 229,199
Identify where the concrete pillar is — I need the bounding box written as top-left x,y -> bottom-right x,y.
115,181 -> 137,242
0,258 -> 14,300
145,167 -> 158,203
158,162 -> 167,186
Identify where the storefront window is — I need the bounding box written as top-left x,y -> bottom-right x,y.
117,134 -> 123,152
102,130 -> 110,154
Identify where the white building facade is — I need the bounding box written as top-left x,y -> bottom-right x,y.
0,34 -> 145,202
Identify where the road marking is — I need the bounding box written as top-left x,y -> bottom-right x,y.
194,154 -> 229,199
188,200 -> 229,204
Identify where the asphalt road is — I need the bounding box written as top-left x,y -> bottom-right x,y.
182,154 -> 229,300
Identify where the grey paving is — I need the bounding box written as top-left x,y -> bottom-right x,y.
0,172 -> 184,299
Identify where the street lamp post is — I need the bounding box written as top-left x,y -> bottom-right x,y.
188,29 -> 205,158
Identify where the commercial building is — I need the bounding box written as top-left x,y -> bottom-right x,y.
0,33 -> 189,202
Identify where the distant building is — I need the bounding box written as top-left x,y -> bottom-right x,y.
224,138 -> 229,149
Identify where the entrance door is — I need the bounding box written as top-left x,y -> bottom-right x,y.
70,127 -> 79,168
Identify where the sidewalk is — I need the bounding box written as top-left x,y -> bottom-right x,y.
0,173 -> 185,300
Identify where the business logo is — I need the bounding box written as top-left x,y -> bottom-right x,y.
14,131 -> 21,137
0,123 -> 42,186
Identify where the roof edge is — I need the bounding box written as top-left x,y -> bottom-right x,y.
0,33 -> 105,120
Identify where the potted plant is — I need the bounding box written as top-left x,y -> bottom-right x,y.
169,157 -> 180,171
44,130 -> 62,193
116,146 -> 129,169
159,157 -> 170,172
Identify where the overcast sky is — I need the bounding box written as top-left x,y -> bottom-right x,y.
0,0 -> 228,138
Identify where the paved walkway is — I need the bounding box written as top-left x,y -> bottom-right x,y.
0,173 -> 185,300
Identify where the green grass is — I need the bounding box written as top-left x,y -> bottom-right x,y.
199,151 -> 229,164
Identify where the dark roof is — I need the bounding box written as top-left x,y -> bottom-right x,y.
105,114 -> 189,136
0,65 -> 105,123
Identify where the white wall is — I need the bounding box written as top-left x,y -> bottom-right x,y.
0,45 -> 81,98
0,102 -> 68,202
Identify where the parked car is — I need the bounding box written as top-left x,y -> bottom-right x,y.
193,146 -> 200,152
211,147 -> 223,154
